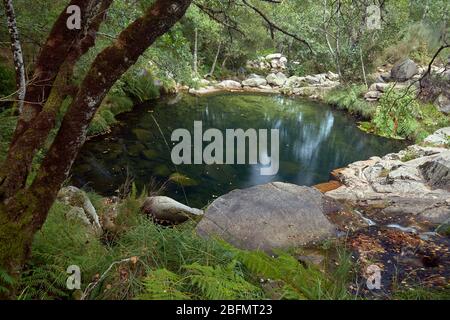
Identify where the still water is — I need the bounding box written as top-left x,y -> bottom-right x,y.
71,93 -> 406,207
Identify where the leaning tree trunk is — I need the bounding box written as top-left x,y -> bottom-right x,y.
2,0 -> 26,113
0,0 -> 192,298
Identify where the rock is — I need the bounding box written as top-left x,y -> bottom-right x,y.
142,196 -> 204,225
216,80 -> 242,90
391,58 -> 418,82
242,77 -> 268,87
66,207 -> 91,227
369,83 -> 390,92
132,128 -> 152,141
196,182 -> 337,252
326,136 -> 450,229
326,71 -> 339,81
141,149 -> 158,160
435,94 -> 450,114
285,76 -> 306,88
380,72 -> 392,82
293,86 -> 333,99
198,79 -> 210,87
248,73 -> 264,79
266,72 -> 287,87
364,91 -> 382,100
305,75 -> 321,85
423,127 -> 450,146
419,153 -> 450,191
265,53 -> 283,60
57,186 -> 102,231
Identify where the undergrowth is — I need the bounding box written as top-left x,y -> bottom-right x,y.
18,190 -> 357,300
325,85 -> 450,143
324,85 -> 376,120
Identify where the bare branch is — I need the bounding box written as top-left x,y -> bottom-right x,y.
241,0 -> 313,54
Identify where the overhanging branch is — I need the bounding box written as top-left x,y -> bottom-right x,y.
242,0 -> 313,54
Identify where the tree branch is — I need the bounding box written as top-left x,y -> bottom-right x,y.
241,0 -> 313,54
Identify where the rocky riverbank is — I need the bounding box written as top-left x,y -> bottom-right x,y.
195,127 -> 450,295
186,53 -> 341,100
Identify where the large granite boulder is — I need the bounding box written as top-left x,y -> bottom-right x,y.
391,58 -> 418,82
196,182 -> 337,252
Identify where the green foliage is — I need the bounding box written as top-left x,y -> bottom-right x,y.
138,261 -> 263,300
138,268 -> 191,300
220,242 -> 353,300
87,94 -> 134,136
373,89 -> 421,139
393,286 -> 450,300
371,89 -> 450,144
88,113 -> 110,136
0,64 -> 15,107
185,261 -> 263,300
0,267 -> 15,296
325,85 -> 376,120
122,71 -> 161,103
19,201 -> 110,300
19,265 -> 68,300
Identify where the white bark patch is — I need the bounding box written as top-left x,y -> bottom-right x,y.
3,0 -> 26,113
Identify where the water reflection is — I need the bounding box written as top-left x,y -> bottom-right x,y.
71,93 -> 406,207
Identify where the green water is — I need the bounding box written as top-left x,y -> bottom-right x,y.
71,93 -> 406,208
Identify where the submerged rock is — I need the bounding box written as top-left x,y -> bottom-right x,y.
142,196 -> 204,225
196,182 -> 338,252
169,172 -> 199,186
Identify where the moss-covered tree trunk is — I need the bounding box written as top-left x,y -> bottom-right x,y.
0,0 -> 192,298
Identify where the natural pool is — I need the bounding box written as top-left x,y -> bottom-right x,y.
71,93 -> 406,208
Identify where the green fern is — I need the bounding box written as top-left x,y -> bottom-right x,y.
137,269 -> 191,300
0,267 -> 15,296
184,261 -> 263,300
19,264 -> 68,300
220,241 -> 352,300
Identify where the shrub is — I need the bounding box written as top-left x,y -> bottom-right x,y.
325,85 -> 376,120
